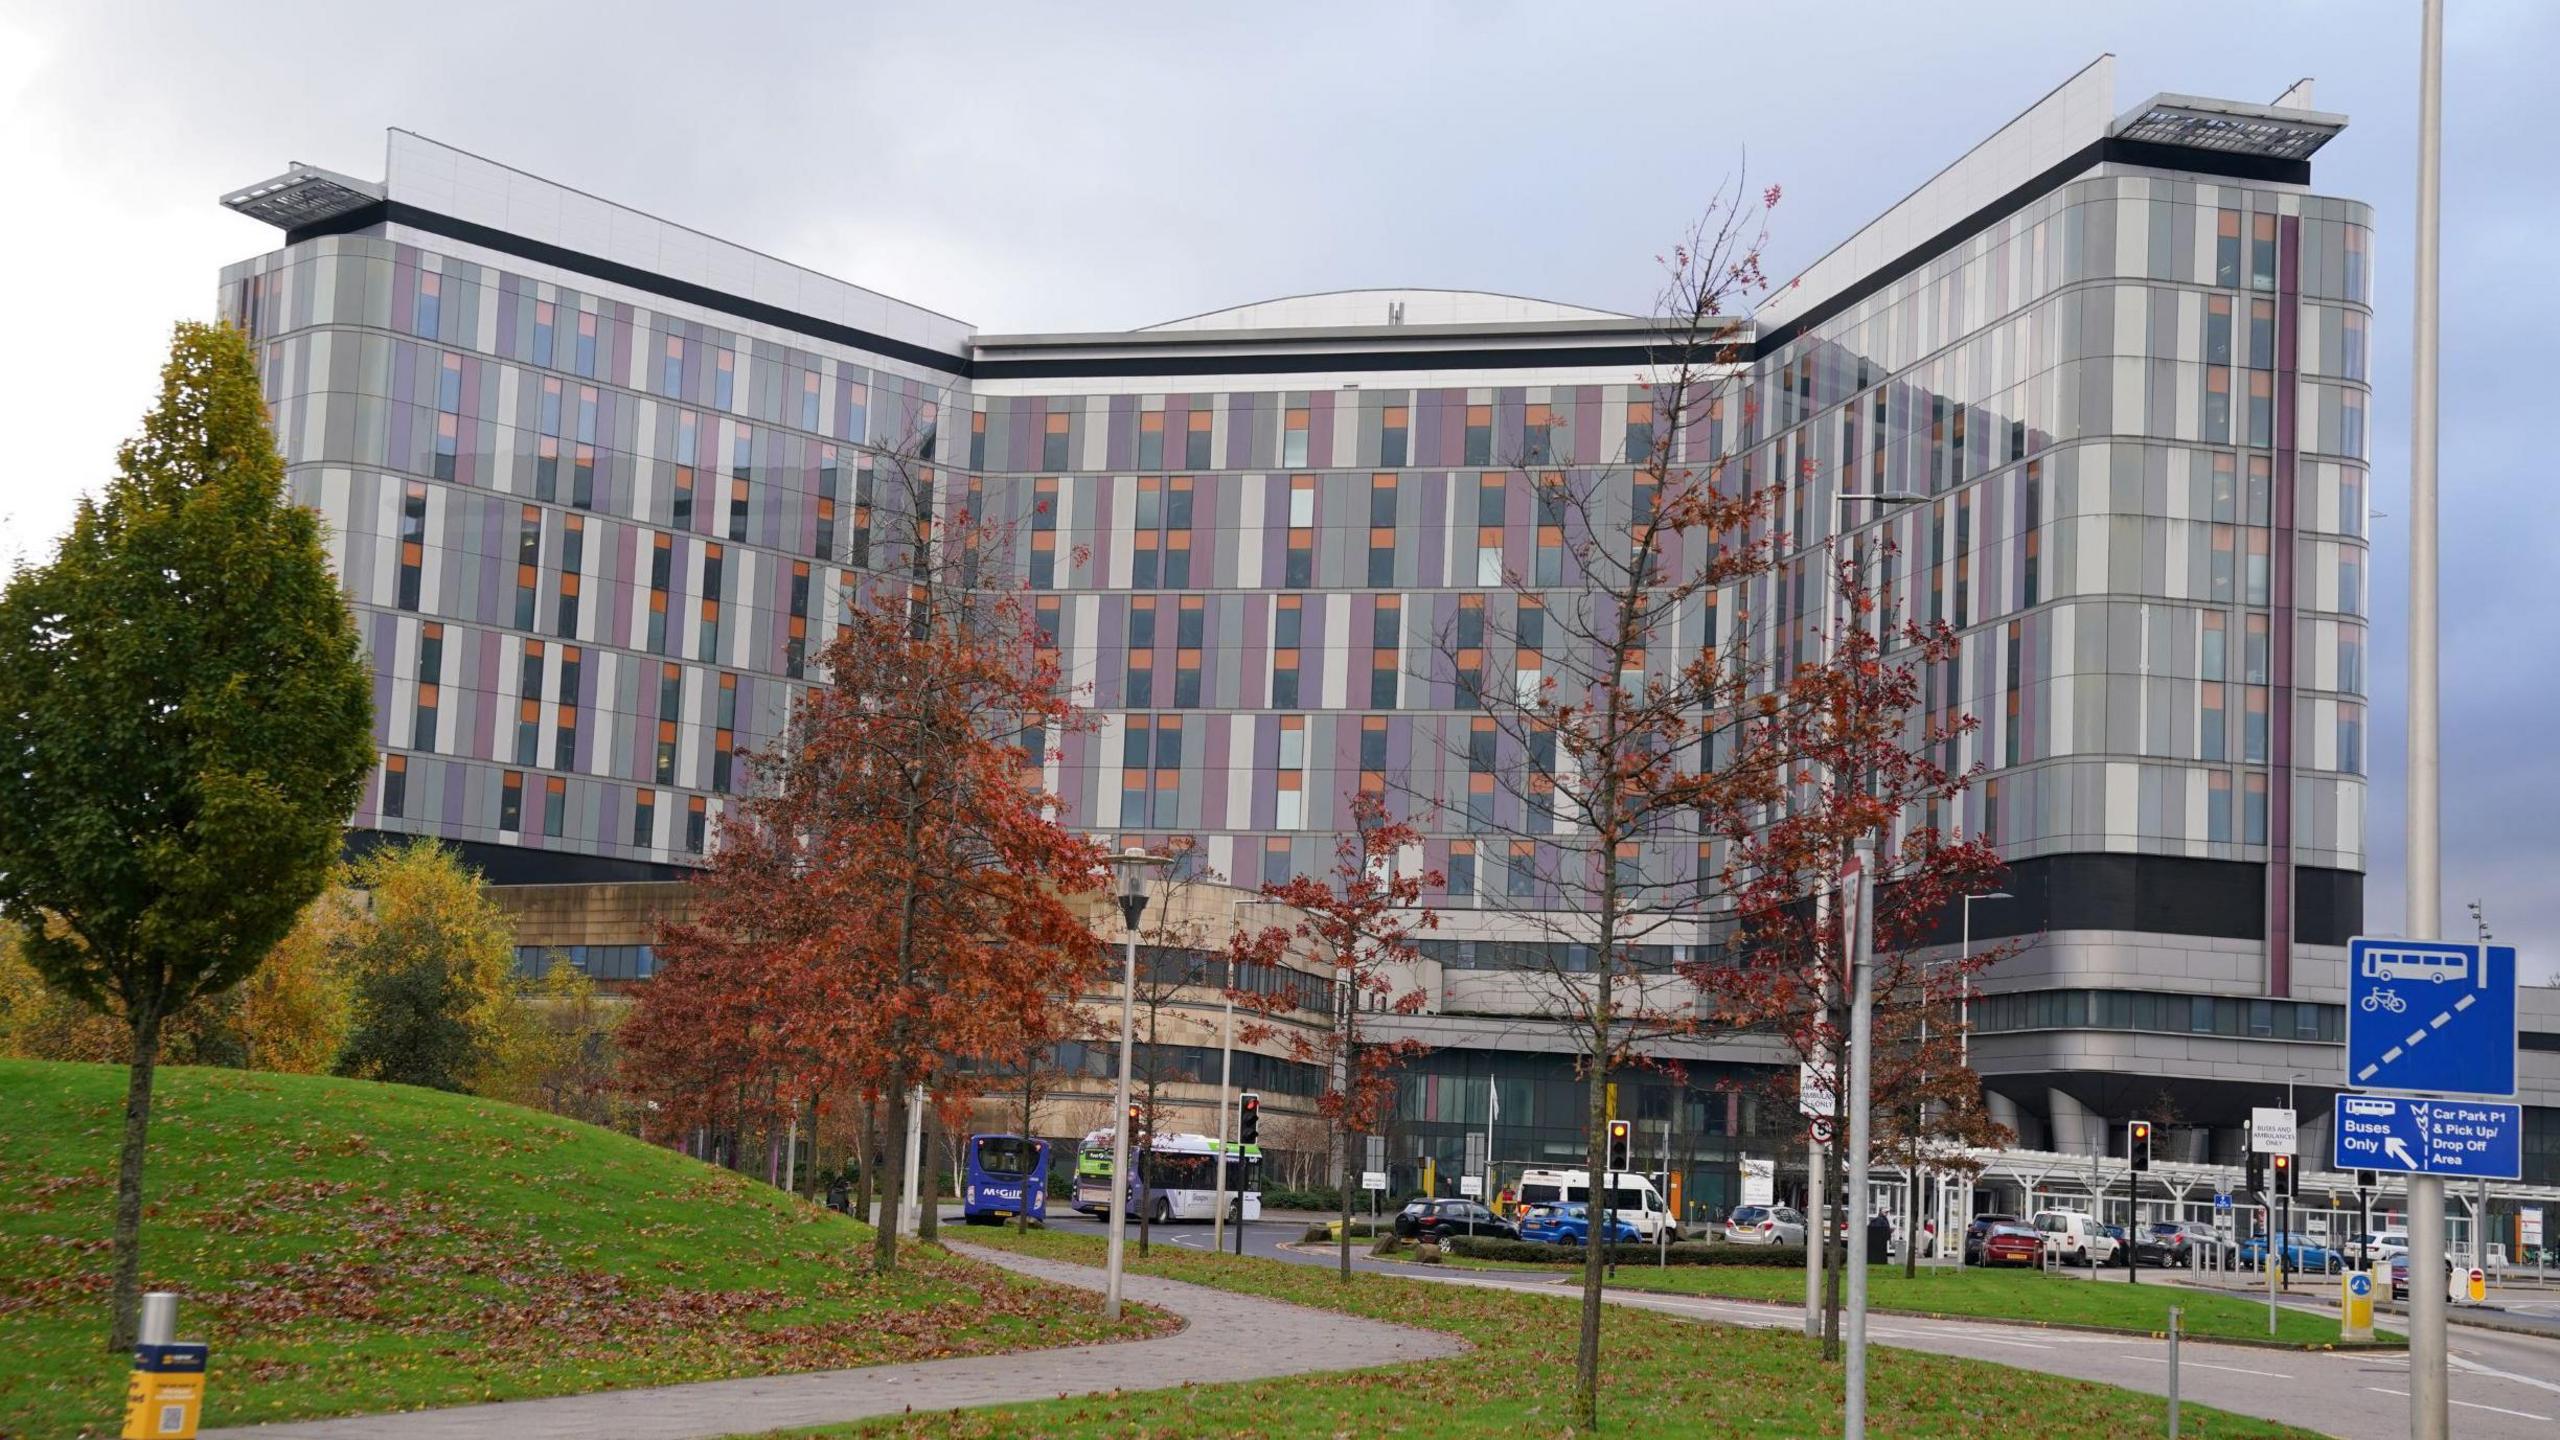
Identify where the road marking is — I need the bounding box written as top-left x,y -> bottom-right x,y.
2131,1356 -> 2290,1379
2450,1353 -> 2560,1398
2362,992 -> 2481,1081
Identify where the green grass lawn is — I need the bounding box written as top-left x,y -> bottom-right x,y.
0,1060 -> 1169,1439
755,1225 -> 2328,1440
1588,1263 -> 2390,1348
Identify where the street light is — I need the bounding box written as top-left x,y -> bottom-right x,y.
1102,844 -> 1171,1322
1918,890 -> 2008,1259
1829,488 -> 1923,1440
1808,489 -> 1925,1348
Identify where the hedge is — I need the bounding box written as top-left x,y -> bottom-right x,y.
1447,1236 -> 1811,1267
1262,1186 -> 1343,1212
1301,1219 -> 1390,1242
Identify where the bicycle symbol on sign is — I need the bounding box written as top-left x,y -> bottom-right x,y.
2360,990 -> 2409,1014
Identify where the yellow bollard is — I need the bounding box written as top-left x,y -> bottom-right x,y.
2340,1266 -> 2375,1342
121,1292 -> 205,1439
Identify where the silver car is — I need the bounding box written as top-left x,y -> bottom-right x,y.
1724,1204 -> 1807,1245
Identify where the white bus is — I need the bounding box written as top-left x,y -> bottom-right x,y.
1514,1167 -> 1677,1241
2361,945 -> 2471,985
1074,1129 -> 1262,1224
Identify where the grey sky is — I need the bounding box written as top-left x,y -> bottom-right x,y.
1,0 -> 2552,977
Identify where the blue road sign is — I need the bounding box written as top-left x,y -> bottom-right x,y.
2348,1271 -> 2373,1298
2213,1192 -> 2233,1211
2344,938 -> 2517,1098
2331,1094 -> 2522,1180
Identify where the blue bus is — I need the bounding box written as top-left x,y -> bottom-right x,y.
962,1134 -> 1050,1225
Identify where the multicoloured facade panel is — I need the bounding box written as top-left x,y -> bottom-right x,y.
216,63 -> 2532,1192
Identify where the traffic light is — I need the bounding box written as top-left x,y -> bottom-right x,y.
2246,1148 -> 2267,1196
1238,1092 -> 1260,1146
2128,1119 -> 2153,1172
1127,1102 -> 1145,1139
2270,1152 -> 2297,1198
1606,1119 -> 1632,1172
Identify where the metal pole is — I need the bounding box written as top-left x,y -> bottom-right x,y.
138,1292 -> 178,1348
1844,842 -> 1878,1439
1212,953 -> 1234,1254
2166,1305 -> 2183,1440
1104,920 -> 1140,1319
2408,1 -> 2448,1432
900,1084 -> 925,1236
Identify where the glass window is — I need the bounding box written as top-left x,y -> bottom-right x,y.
1380,405 -> 1408,467
2248,300 -> 2276,370
2205,296 -> 2233,365
2243,773 -> 2269,844
2250,214 -> 2278,291
2215,211 -> 2242,287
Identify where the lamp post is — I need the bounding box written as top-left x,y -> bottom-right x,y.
1828,490 -> 1922,1438
1211,945 -> 1237,1253
1809,489 -> 1925,1345
1918,890 -> 2007,1262
1103,845 -> 1171,1321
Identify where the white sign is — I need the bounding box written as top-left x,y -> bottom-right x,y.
2523,1208 -> 2544,1246
1799,1062 -> 1838,1122
1740,1157 -> 1776,1207
2250,1107 -> 2298,1155
1361,1170 -> 1387,1191
1459,1174 -> 1483,1198
2306,1216 -> 2329,1236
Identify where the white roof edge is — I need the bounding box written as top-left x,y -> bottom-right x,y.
1754,54 -> 2118,329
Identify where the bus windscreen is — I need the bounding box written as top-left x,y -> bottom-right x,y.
974,1137 -> 1040,1177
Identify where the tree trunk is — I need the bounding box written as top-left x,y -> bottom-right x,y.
1823,1072 -> 1847,1359
918,1111 -> 941,1243
108,1002 -> 165,1353
1573,1040 -> 1608,1432
872,1082 -> 908,1274
1904,1155 -> 1922,1280
802,1093 -> 823,1202
853,1098 -> 876,1224
1336,1119 -> 1354,1281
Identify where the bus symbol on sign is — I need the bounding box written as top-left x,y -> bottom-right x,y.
2361,945 -> 2474,986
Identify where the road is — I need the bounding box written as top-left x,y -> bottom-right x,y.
1033,1208 -> 2560,1439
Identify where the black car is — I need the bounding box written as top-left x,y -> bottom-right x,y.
1394,1199 -> 1520,1242
1963,1213 -> 2024,1265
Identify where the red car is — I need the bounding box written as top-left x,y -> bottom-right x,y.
1980,1223 -> 2043,1267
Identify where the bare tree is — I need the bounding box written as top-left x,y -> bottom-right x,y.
1415,182 -> 1787,1431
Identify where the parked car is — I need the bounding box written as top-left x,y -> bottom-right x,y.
2143,1221 -> 2216,1267
2033,1209 -> 2118,1268
1520,1201 -> 1643,1246
1393,1199 -> 1519,1243
1979,1222 -> 2044,1267
2349,1229 -> 2409,1266
2237,1232 -> 2340,1274
2390,1251 -> 2456,1301
1723,1204 -> 1807,1245
1963,1213 -> 2024,1266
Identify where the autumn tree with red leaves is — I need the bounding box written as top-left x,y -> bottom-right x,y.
1230,791 -> 1439,1281
624,432 -> 1108,1275
1691,538 -> 2011,1352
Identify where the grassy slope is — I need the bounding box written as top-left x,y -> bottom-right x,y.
768,1226 -> 2328,1440
0,1060 -> 1167,1439
1594,1264 -> 2389,1347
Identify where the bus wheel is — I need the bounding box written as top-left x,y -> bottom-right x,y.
1153,1197 -> 1173,1225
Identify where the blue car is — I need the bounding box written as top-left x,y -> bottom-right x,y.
1519,1202 -> 1642,1245
2237,1233 -> 2341,1274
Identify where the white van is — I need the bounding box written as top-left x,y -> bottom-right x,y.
2032,1209 -> 2116,1267
1515,1168 -> 1677,1241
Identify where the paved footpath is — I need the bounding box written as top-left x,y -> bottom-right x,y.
199,1242 -> 1464,1440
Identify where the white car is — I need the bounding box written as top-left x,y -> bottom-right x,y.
2350,1229 -> 2409,1265
2033,1209 -> 2117,1267
1724,1204 -> 1806,1245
